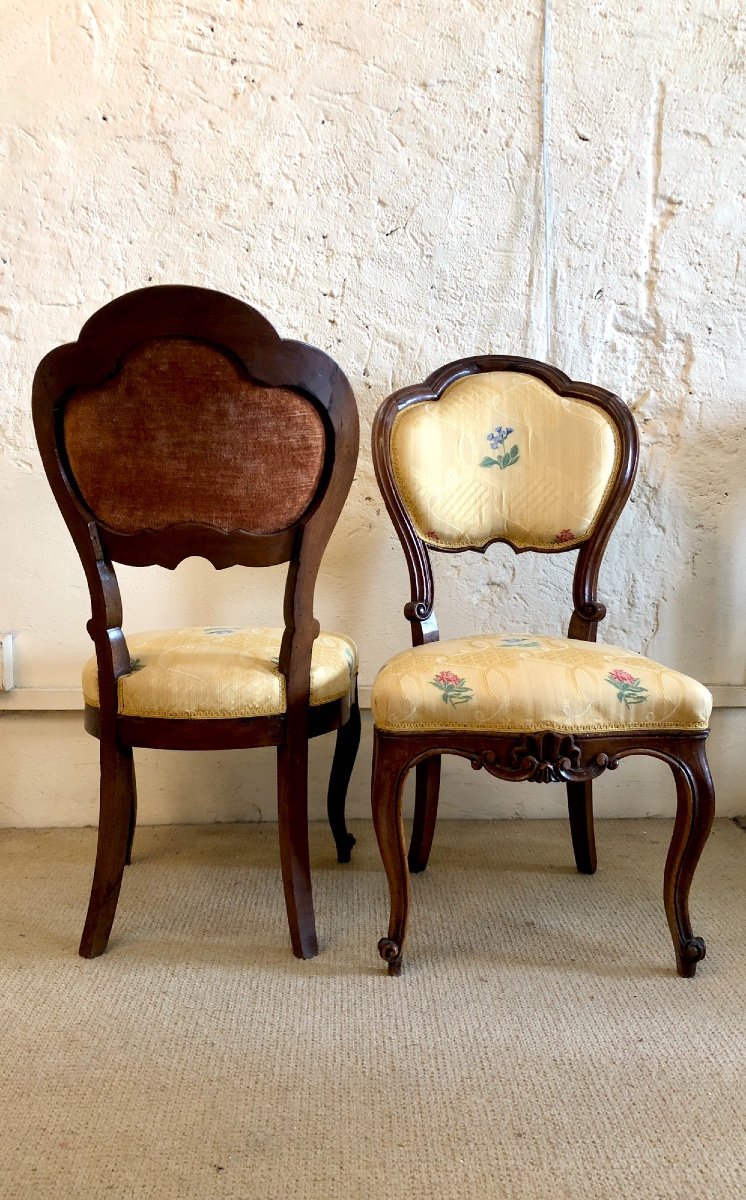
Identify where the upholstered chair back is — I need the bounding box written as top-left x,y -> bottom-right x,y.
374,356 -> 638,645
389,367 -> 621,551
34,286 -> 358,574
63,337 -> 327,538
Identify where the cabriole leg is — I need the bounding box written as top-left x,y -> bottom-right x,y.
664,740 -> 715,977
372,732 -> 412,975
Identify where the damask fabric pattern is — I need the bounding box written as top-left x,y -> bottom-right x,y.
371,634 -> 712,734
82,627 -> 358,719
390,371 -> 620,550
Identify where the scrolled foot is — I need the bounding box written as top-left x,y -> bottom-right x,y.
677,935 -> 706,977
378,937 -> 403,975
336,832 -> 356,864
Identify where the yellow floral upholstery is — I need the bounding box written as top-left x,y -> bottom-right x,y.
371,634 -> 711,734
83,627 -> 358,719
391,372 -> 620,550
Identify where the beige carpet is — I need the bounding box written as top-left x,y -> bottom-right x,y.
0,819 -> 744,1199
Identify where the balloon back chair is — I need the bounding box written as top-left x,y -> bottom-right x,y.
33,285 -> 360,960
371,355 -> 714,977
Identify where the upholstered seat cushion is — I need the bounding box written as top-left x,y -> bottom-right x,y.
371,634 -> 711,734
83,627 -> 358,719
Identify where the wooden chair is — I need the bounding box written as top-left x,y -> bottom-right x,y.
370,355 -> 714,977
33,285 -> 360,960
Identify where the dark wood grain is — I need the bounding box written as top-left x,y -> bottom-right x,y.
33,285 -> 360,961
371,355 -> 714,978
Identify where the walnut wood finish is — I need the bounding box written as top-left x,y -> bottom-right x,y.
33,285 -> 360,960
371,355 -> 715,977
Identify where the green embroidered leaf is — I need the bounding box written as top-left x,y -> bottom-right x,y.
495,445 -> 520,470
480,456 -> 498,467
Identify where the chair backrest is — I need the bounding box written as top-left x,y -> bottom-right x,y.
33,286 -> 359,712
372,356 -> 637,645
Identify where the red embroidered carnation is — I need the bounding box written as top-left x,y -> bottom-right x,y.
434,670 -> 461,685
609,668 -> 636,684
554,528 -> 576,544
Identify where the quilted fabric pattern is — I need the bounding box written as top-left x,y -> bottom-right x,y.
390,371 -> 620,550
371,634 -> 711,734
83,627 -> 358,719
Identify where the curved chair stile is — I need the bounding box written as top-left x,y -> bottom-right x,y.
370,355 -> 715,978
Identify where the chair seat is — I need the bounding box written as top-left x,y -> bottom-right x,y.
371,633 -> 711,735
83,627 -> 358,719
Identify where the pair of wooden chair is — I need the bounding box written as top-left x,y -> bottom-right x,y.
33,287 -> 714,977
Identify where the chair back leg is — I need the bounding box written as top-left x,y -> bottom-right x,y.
79,739 -> 136,958
408,756 -> 442,873
566,780 -> 597,874
125,758 -> 138,866
277,738 -> 318,959
326,685 -> 361,863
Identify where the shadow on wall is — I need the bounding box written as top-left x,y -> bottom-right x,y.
650,413 -> 743,687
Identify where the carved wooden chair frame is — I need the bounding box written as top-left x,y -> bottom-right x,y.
33,285 -> 360,961
371,355 -> 714,978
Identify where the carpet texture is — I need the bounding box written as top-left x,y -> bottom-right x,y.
0,819 -> 744,1199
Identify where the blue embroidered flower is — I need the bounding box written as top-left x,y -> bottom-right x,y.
481,424 -> 519,470
486,426 -> 514,451
204,628 -> 236,636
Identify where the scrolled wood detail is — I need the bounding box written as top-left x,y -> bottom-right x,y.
681,936 -> 706,964
378,937 -> 403,975
571,600 -> 607,624
467,734 -> 621,784
404,599 -> 434,623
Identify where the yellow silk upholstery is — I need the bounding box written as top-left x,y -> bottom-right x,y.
371,634 -> 711,734
391,372 -> 620,549
83,627 -> 358,719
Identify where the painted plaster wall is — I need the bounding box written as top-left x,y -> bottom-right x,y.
1,0 -> 744,824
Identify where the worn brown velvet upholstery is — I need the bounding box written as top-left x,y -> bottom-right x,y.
63,338 -> 326,534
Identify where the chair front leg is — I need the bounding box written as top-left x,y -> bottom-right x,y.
566,780 -> 597,874
372,732 -> 413,975
326,685 -> 361,863
408,756 -> 441,874
664,738 -> 715,977
79,737 -> 136,958
277,737 -> 317,959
